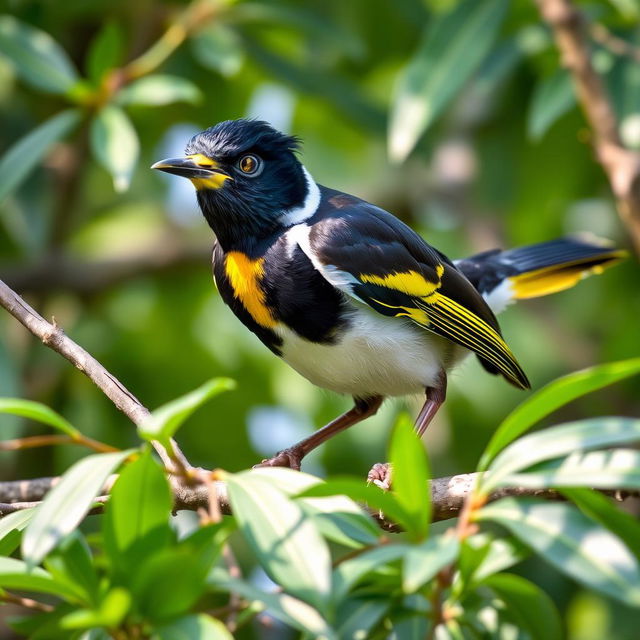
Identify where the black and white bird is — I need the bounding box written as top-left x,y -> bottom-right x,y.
152,119 -> 625,475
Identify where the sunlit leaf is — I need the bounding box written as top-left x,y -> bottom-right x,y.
0,110 -> 81,204
86,22 -> 123,83
482,418 -> 640,492
388,0 -> 507,162
389,413 -> 431,540
226,470 -> 331,612
0,508 -> 35,557
477,498 -> 640,607
212,572 -> 335,639
563,488 -> 640,561
528,69 -> 576,141
22,450 -> 132,566
138,378 -> 235,447
0,557 -> 77,599
0,15 -> 78,93
117,75 -> 202,106
90,106 -> 140,192
298,478 -> 413,531
155,614 -> 234,640
191,25 -> 244,77
501,448 -> 640,490
479,358 -> 640,471
402,534 -> 458,592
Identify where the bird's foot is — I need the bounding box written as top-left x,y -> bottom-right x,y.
253,447 -> 303,471
367,462 -> 392,490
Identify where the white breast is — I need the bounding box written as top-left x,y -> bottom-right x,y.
276,302 -> 466,398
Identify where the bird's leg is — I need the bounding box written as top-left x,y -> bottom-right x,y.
254,395 -> 383,471
368,371 -> 447,489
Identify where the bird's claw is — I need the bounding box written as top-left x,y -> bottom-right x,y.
253,447 -> 303,471
367,462 -> 392,490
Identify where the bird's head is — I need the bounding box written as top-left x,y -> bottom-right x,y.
152,119 -> 313,248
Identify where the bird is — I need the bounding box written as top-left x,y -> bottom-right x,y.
152,118 -> 625,479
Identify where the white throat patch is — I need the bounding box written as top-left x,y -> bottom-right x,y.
279,166 -> 321,227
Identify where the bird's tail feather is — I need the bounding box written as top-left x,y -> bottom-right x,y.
501,238 -> 626,300
456,236 -> 627,314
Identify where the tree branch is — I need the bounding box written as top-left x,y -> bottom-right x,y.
1,471 -> 634,525
0,278 -> 185,471
536,0 -> 640,253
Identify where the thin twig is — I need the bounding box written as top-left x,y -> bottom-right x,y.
536,0 -> 640,253
0,278 -> 186,473
0,434 -> 119,453
1,591 -> 54,613
590,22 -> 640,63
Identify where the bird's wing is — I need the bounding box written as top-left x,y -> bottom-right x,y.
293,198 -> 529,389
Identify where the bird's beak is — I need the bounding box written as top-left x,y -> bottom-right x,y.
151,154 -> 232,190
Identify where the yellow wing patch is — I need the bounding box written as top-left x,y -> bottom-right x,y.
225,252 -> 277,328
417,293 -> 529,389
360,264 -> 444,297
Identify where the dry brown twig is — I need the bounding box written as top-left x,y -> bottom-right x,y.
536,0 -> 640,254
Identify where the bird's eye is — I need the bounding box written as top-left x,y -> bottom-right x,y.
238,154 -> 262,175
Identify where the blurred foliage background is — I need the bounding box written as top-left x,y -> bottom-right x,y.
0,0 -> 639,637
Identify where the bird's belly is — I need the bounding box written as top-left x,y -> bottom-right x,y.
276,306 -> 465,397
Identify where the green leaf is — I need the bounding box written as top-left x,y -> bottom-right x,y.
482,418 -> 640,492
0,508 -> 34,557
388,0 -> 507,162
266,469 -> 381,548
226,470 -> 331,612
0,110 -> 81,204
389,413 -> 431,540
211,572 -> 335,640
458,534 -> 529,587
528,69 -> 576,141
0,15 -> 78,93
86,22 -> 123,83
482,573 -> 562,640
116,75 -> 202,107
102,449 -> 172,572
130,548 -> 211,622
0,557 -> 77,599
402,534 -> 459,593
298,478 -> 413,531
389,614 -> 430,640
501,448 -> 640,490
191,25 -> 244,77
138,378 -> 235,447
90,106 -> 140,192
336,598 -> 388,640
59,587 -> 130,630
45,533 -> 100,606
562,488 -> 640,561
154,614 -> 234,640
333,544 -> 409,600
477,498 -> 640,607
479,358 -> 640,471
22,450 -> 132,566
